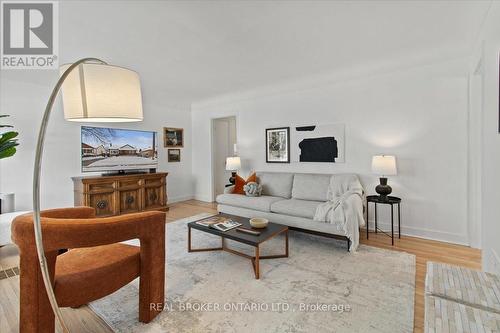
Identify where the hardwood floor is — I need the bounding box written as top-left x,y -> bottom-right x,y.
0,200 -> 481,333
361,229 -> 480,333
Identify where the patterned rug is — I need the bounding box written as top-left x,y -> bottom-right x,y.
90,213 -> 415,333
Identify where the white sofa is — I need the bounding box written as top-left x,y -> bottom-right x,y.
0,211 -> 29,246
216,172 -> 365,251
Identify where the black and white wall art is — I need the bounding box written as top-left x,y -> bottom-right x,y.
292,123 -> 345,163
266,127 -> 290,163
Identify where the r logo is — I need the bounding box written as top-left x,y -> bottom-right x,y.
2,3 -> 53,54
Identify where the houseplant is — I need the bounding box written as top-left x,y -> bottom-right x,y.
0,114 -> 19,159
0,114 -> 19,213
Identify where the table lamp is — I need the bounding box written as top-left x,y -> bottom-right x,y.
371,155 -> 397,201
33,58 -> 143,332
226,156 -> 241,184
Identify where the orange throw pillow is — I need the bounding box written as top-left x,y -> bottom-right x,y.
233,172 -> 257,195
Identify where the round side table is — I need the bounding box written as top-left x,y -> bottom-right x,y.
366,195 -> 401,245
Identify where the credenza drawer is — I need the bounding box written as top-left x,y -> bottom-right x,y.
87,182 -> 115,193
117,179 -> 141,190
88,192 -> 115,217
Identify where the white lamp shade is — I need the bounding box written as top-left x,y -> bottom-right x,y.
60,63 -> 143,122
372,155 -> 397,176
226,156 -> 241,171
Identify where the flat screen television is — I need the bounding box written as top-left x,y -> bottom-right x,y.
81,126 -> 158,173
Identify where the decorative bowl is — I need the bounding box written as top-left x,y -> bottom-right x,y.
250,217 -> 269,229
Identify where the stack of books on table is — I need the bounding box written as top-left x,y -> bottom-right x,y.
196,216 -> 241,232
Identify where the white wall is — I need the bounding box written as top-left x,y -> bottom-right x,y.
0,2 -> 194,210
470,2 -> 500,273
192,59 -> 471,245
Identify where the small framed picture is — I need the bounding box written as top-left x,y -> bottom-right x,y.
266,127 -> 290,163
163,127 -> 184,147
168,149 -> 181,162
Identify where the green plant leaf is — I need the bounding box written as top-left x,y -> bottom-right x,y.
0,147 -> 16,159
0,131 -> 18,144
0,140 -> 19,151
0,140 -> 19,153
0,116 -> 18,159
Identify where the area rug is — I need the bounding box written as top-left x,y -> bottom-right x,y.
90,213 -> 416,333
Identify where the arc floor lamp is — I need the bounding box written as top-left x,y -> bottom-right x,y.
34,58 -> 143,332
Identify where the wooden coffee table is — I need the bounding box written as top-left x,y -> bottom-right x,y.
188,214 -> 289,279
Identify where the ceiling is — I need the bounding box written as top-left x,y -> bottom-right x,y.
58,1 -> 493,104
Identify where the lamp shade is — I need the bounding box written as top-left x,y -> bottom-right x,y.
60,63 -> 143,122
226,156 -> 241,171
372,155 -> 397,176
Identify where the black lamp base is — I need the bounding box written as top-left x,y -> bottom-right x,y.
229,171 -> 237,185
375,177 -> 392,202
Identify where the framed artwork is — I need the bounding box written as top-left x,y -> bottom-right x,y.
163,127 -> 184,147
266,127 -> 290,163
291,123 -> 345,163
167,149 -> 181,162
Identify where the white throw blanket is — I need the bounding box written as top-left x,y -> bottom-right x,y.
314,174 -> 365,251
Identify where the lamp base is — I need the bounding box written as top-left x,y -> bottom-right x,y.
229,171 -> 237,185
375,177 -> 392,202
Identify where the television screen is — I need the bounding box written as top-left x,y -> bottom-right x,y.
81,126 -> 158,172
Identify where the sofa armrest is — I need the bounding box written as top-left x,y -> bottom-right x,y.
224,185 -> 235,194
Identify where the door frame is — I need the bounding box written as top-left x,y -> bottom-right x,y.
466,57 -> 483,249
210,115 -> 238,201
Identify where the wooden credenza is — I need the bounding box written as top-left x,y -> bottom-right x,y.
72,172 -> 168,217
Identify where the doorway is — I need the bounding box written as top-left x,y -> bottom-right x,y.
212,116 -> 237,198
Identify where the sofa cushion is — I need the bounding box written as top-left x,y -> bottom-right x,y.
270,199 -> 322,219
55,243 -> 140,307
256,172 -> 294,198
291,173 -> 331,201
233,172 -> 256,195
216,194 -> 284,213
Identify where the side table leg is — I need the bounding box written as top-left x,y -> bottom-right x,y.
375,203 -> 378,233
188,226 -> 192,252
398,203 -> 401,239
255,245 -> 260,279
391,204 -> 394,245
285,230 -> 289,257
366,202 -> 369,239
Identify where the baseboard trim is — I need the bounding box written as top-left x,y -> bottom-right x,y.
365,220 -> 469,246
168,195 -> 195,204
194,194 -> 213,202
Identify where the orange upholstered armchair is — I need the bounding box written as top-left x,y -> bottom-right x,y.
11,207 -> 166,333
